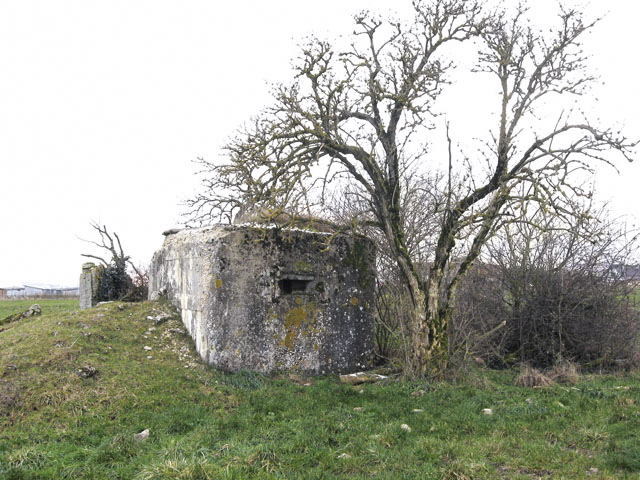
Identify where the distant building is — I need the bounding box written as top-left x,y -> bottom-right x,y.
611,264 -> 640,283
5,287 -> 26,297
0,284 -> 78,298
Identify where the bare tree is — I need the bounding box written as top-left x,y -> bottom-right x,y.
186,1 -> 635,376
81,223 -> 148,301
330,171 -> 445,371
81,223 -> 144,276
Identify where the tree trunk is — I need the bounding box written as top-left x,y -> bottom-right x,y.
393,263 -> 453,378
380,212 -> 453,377
406,283 -> 429,377
405,267 -> 452,377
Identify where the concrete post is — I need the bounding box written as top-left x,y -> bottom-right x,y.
79,262 -> 99,309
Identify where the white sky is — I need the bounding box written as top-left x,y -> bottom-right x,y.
0,0 -> 638,288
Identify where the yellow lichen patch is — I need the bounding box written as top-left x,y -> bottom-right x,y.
280,303 -> 318,349
350,297 -> 359,305
284,305 -> 312,329
283,330 -> 296,349
215,278 -> 223,289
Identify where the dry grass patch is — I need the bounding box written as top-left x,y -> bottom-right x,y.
549,360 -> 581,384
515,365 -> 555,388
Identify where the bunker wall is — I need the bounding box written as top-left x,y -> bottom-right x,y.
149,225 -> 375,374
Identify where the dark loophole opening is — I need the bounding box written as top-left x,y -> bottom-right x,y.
279,278 -> 313,294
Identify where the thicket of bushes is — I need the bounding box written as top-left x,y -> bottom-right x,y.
452,262 -> 639,370
93,262 -> 148,303
374,207 -> 640,372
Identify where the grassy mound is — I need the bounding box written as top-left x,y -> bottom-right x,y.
1,300 -> 639,478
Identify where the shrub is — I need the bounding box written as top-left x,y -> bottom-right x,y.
452,204 -> 640,371
94,263 -> 132,302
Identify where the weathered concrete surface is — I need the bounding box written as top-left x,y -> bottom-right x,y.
149,225 -> 375,374
79,262 -> 99,310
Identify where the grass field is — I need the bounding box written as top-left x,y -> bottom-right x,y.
1,299 -> 639,479
0,298 -> 78,319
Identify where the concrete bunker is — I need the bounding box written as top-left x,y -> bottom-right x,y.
148,225 -> 375,374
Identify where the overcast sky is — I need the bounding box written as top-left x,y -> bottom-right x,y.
1,0 -> 638,288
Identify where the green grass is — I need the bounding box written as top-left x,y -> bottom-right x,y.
0,298 -> 78,319
628,287 -> 640,307
1,299 -> 640,478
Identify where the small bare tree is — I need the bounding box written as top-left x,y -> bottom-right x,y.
81,223 -> 148,301
187,1 -> 635,376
